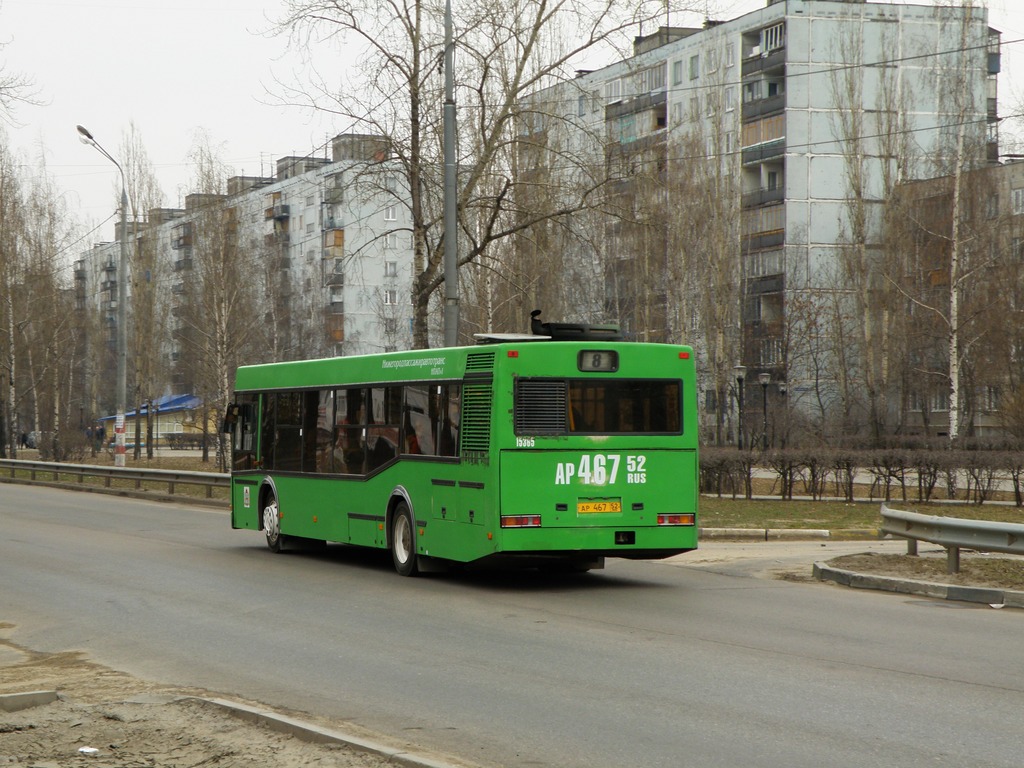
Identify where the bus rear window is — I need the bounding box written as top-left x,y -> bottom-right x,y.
514,379 -> 681,435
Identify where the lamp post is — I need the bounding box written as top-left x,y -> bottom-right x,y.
758,372 -> 771,451
78,124 -> 128,468
733,364 -> 747,450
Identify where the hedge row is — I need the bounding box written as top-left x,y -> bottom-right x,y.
699,447 -> 1024,506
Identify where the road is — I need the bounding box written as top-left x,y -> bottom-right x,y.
3,484 -> 1023,768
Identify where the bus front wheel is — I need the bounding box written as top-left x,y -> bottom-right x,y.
263,495 -> 284,553
390,502 -> 419,577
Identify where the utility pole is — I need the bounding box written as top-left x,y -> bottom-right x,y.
442,0 -> 459,347
77,124 -> 128,467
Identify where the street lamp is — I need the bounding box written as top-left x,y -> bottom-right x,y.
758,372 -> 771,451
733,364 -> 747,450
78,124 -> 128,468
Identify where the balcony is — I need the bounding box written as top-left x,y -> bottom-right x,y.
741,46 -> 785,77
742,138 -> 786,165
742,186 -> 785,208
742,92 -> 786,121
742,230 -> 785,252
745,273 -> 785,295
264,204 -> 290,220
265,232 -> 289,248
324,187 -> 344,205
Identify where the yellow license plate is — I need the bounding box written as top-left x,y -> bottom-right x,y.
577,500 -> 622,514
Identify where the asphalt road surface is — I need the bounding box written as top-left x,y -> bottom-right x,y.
3,484 -> 1022,768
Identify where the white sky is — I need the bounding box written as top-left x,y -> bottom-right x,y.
2,0 -> 1024,250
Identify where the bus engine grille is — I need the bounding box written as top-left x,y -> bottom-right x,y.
514,380 -> 567,435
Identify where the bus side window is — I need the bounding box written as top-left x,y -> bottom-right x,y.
367,386 -> 400,472
229,395 -> 257,471
435,384 -> 460,457
274,392 -> 304,472
302,390 -> 321,473
333,387 -> 366,475
403,384 -> 434,455
260,394 -> 276,470
315,389 -> 335,474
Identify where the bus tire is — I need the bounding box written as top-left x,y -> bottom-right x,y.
262,494 -> 285,553
390,501 -> 419,577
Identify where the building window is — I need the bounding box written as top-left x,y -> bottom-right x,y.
981,386 -> 1001,412
724,87 -> 735,112
759,338 -> 782,367
689,54 -> 699,81
578,94 -> 586,116
384,205 -> 397,221
329,286 -> 344,307
639,64 -> 665,93
384,289 -> 398,305
384,260 -> 398,278
384,232 -> 398,249
672,59 -> 683,86
762,22 -> 785,52
1012,188 -> 1024,215
725,43 -> 735,67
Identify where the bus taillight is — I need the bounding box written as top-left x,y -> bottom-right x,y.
657,513 -> 695,526
500,515 -> 542,528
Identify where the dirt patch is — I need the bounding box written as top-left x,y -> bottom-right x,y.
825,552 -> 1024,590
0,627 -> 414,768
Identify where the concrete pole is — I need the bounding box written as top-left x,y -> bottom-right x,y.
77,125 -> 128,467
442,0 -> 459,347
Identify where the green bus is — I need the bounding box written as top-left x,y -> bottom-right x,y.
225,324 -> 698,575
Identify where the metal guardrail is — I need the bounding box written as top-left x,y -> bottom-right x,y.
0,458 -> 230,503
881,503 -> 1024,573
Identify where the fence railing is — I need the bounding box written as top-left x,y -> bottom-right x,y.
880,503 -> 1024,573
0,458 -> 230,504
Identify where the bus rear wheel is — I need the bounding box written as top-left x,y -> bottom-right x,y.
263,495 -> 284,553
390,502 -> 419,577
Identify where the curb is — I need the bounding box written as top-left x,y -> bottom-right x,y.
813,562 -> 1024,608
190,697 -> 465,768
0,689 -> 58,712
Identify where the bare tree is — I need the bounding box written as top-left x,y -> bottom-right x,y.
275,0 -> 683,347
119,123 -> 167,459
0,136 -> 23,455
0,33 -> 40,124
176,134 -> 268,468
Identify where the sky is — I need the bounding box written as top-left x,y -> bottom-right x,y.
3,0 -> 1024,251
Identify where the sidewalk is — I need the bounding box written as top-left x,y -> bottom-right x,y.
676,537 -> 1024,609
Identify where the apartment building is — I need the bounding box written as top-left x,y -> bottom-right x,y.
74,133 -> 414,410
520,0 -> 1000,441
